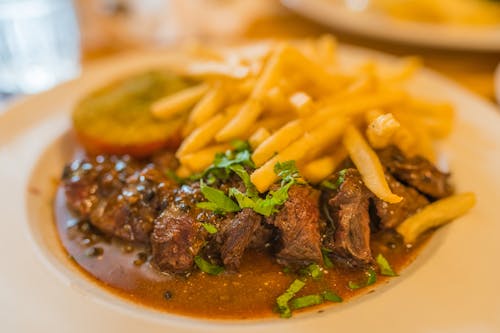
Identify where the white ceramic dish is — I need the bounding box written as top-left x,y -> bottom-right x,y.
282,0 -> 500,51
1,45 -> 499,332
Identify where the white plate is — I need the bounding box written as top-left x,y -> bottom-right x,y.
1,45 -> 500,333
282,0 -> 500,51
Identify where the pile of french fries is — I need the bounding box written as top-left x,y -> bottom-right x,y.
150,36 -> 454,202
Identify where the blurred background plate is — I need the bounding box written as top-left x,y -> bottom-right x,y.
282,0 -> 500,51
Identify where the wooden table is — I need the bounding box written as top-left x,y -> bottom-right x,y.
80,1 -> 498,102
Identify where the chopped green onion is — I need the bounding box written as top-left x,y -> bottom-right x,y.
348,268 -> 377,289
276,279 -> 306,318
301,264 -> 323,280
290,294 -> 323,310
201,223 -> 217,234
376,253 -> 397,276
322,290 -> 342,303
348,281 -> 361,290
194,256 -> 224,275
321,248 -> 334,269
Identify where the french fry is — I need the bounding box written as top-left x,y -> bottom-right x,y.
289,91 -> 313,116
301,146 -> 348,183
179,144 -> 231,172
176,113 -> 227,158
251,117 -> 346,192
216,44 -> 290,141
252,120 -> 305,167
397,192 -> 476,244
215,99 -> 262,142
309,90 -> 407,129
366,112 -> 401,149
249,127 -> 271,150
343,125 -> 402,203
188,83 -> 226,126
151,83 -> 210,119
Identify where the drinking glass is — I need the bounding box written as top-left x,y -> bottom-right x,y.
0,0 -> 80,94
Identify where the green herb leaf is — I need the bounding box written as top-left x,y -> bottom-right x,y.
274,160 -> 303,186
366,268 -> 377,285
290,294 -> 323,310
376,253 -> 397,276
197,180 -> 240,214
276,279 -> 306,318
231,139 -> 251,152
321,248 -> 334,269
301,264 -> 323,280
201,223 -> 218,234
322,290 -> 342,303
194,256 -> 224,275
320,180 -> 337,190
348,268 -> 377,289
229,164 -> 258,198
320,169 -> 348,191
348,281 -> 361,290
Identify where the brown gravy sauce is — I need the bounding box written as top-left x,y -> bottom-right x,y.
54,186 -> 429,319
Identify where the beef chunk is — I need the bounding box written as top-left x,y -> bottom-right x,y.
326,169 -> 373,267
62,155 -> 176,243
378,146 -> 453,199
151,208 -> 206,273
270,185 -> 322,266
374,173 -> 429,229
219,208 -> 262,270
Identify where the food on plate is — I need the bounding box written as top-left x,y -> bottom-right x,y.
55,36 -> 475,319
370,0 -> 500,26
72,71 -> 195,157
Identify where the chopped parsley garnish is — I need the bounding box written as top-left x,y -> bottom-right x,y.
196,179 -> 240,214
201,223 -> 218,234
226,160 -> 305,217
376,253 -> 397,276
196,143 -> 307,218
320,169 -> 347,191
348,268 -> 377,290
276,279 -> 306,318
194,256 -> 224,275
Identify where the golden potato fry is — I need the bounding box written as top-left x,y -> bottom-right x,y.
301,146 -> 347,183
249,127 -> 271,150
252,120 -> 305,167
366,112 -> 401,149
289,91 -> 314,116
397,192 -> 476,244
176,113 -> 227,158
251,117 -> 346,192
216,44 -> 291,141
343,125 -> 402,203
179,144 -> 231,172
215,99 -> 262,142
188,83 -> 226,126
151,83 -> 210,119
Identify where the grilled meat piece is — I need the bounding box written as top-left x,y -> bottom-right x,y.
325,169 -> 373,267
219,208 -> 262,270
378,146 -> 453,199
270,185 -> 323,266
151,208 -> 206,273
62,154 -> 177,243
374,173 -> 429,229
